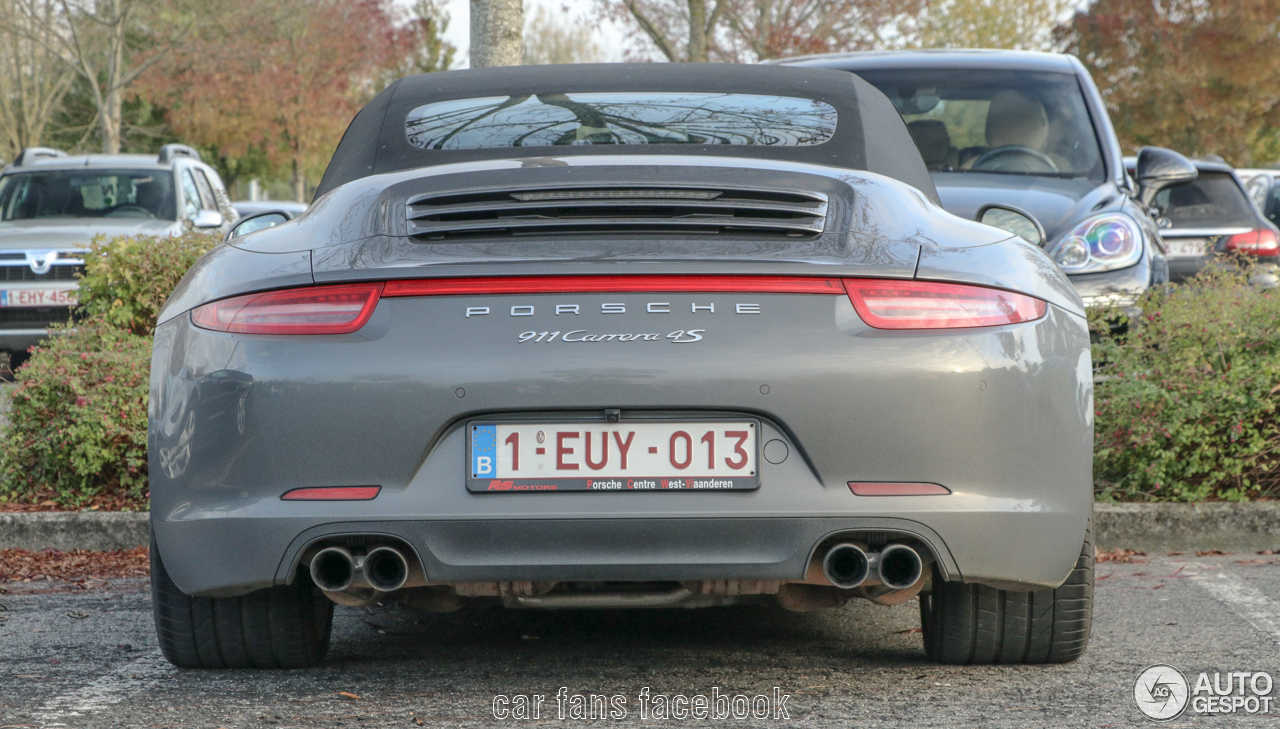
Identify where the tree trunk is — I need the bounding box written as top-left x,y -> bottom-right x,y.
470,0 -> 522,68
100,85 -> 123,154
687,0 -> 708,62
292,156 -> 306,202
100,0 -> 127,153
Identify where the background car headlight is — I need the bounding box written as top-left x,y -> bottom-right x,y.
1046,213 -> 1144,274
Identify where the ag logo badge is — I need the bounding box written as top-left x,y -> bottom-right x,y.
1134,664 -> 1190,721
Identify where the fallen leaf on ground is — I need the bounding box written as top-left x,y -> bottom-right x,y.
1096,549 -> 1147,564
1196,550 -> 1233,557
1167,552 -> 1184,556
337,691 -> 361,700
1260,550 -> 1278,555
894,628 -> 922,635
0,547 -> 148,582
65,611 -> 88,619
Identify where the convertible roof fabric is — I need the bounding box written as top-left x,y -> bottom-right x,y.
315,63 -> 938,203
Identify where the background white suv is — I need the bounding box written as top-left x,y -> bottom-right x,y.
0,144 -> 235,365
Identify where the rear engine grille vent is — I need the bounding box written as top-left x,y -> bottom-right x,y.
405,186 -> 829,240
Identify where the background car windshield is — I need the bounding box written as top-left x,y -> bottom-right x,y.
0,170 -> 177,221
1154,172 -> 1255,228
405,92 -> 838,149
854,70 -> 1105,181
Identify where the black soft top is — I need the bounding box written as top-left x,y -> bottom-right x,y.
315,63 -> 938,202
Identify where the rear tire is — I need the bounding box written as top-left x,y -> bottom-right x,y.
920,523 -> 1093,664
151,531 -> 333,668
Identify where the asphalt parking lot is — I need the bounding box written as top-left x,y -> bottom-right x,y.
1,553 -> 1277,727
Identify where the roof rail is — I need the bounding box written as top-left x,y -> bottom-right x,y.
14,147 -> 67,166
157,144 -> 202,164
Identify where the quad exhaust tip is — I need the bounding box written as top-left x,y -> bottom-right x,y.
876,544 -> 924,590
310,546 -> 356,592
362,546 -> 409,592
822,544 -> 871,589
820,542 -> 925,590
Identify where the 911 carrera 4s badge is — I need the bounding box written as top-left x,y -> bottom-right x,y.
518,330 -> 705,343
467,421 -> 759,492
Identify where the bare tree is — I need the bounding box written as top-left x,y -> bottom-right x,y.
471,0 -> 522,67
719,0 -> 923,61
907,0 -> 1072,51
523,4 -> 602,64
0,0 -> 76,159
605,0 -> 725,62
605,0 -> 920,63
1,0 -> 192,153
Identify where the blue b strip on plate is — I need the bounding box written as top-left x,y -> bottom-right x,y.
470,425 -> 497,478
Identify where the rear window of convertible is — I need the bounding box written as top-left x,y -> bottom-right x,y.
404,93 -> 838,150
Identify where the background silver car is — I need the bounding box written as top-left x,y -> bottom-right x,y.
148,64 -> 1095,669
0,144 -> 233,366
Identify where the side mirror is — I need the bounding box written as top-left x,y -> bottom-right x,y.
226,211 -> 290,241
191,209 -> 224,229
1135,146 -> 1197,208
977,204 -> 1046,247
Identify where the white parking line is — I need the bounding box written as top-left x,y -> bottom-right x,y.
33,651 -> 172,724
1192,570 -> 1280,645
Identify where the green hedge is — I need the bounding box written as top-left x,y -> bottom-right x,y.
0,231 -> 218,509
0,317 -> 150,508
76,231 -> 218,336
1091,264 -> 1280,502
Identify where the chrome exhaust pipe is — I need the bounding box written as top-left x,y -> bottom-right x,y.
876,544 -> 924,590
361,546 -> 409,593
310,546 -> 357,592
822,543 -> 870,589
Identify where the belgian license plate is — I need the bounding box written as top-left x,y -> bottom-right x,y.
1166,238 -> 1206,259
467,421 -> 759,492
0,288 -> 77,307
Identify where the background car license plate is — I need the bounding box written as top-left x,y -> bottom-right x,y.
467,421 -> 759,492
1165,238 -> 1207,258
0,288 -> 77,307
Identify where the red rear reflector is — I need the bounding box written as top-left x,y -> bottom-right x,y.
281,486 -> 381,501
844,279 -> 1046,329
192,283 -> 383,335
848,482 -> 951,496
383,275 -> 846,297
1225,228 -> 1280,256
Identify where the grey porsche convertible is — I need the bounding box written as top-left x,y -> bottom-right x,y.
148,64 -> 1094,669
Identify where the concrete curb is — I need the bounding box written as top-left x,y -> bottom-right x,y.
0,511 -> 148,552
0,503 -> 1277,553
1094,502 -> 1280,553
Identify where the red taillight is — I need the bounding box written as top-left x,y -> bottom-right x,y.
848,482 -> 952,496
189,276 -> 1045,335
843,279 -> 1046,329
281,486 -> 381,501
1225,228 -> 1280,256
191,283 -> 384,335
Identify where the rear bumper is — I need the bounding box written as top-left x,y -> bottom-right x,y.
154,505 -> 1090,599
154,414 -> 1091,597
150,292 -> 1093,598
